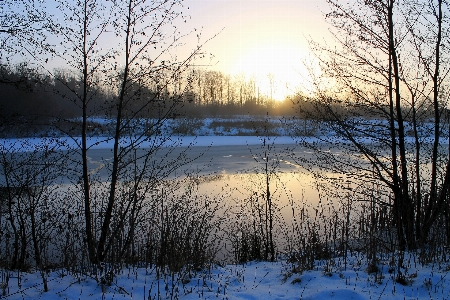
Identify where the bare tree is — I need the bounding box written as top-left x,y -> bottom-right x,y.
0,0 -> 51,65
46,0 -> 207,267
295,0 -> 449,252
2,0 -> 210,271
0,139 -> 68,291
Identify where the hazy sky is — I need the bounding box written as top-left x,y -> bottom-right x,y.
183,0 -> 331,98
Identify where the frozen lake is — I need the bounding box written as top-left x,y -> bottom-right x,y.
0,136 -> 362,214
81,143 -> 310,178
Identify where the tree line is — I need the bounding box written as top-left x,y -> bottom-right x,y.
3,60 -> 438,138
0,63 -> 296,126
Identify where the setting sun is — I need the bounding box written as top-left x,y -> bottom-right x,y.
229,42 -> 309,101
188,0 -> 328,101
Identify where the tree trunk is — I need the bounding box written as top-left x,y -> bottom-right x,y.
81,0 -> 96,264
422,0 -> 443,244
388,0 -> 415,249
96,0 -> 132,263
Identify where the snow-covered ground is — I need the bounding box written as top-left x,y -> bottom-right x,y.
2,253 -> 449,299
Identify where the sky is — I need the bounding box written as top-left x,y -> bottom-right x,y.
182,0 -> 331,100
3,0 -> 331,101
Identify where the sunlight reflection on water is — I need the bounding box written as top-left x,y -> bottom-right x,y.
185,172 -> 321,222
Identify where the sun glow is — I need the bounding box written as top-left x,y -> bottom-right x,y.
186,0 -> 328,101
229,42 -> 309,101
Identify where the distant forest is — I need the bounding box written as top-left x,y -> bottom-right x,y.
1,63 -> 435,138
0,63 -> 296,122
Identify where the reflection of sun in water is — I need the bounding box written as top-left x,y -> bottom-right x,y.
230,43 -> 309,101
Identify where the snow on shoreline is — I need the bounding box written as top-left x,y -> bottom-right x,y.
1,134 -> 440,153
1,116 -> 444,152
